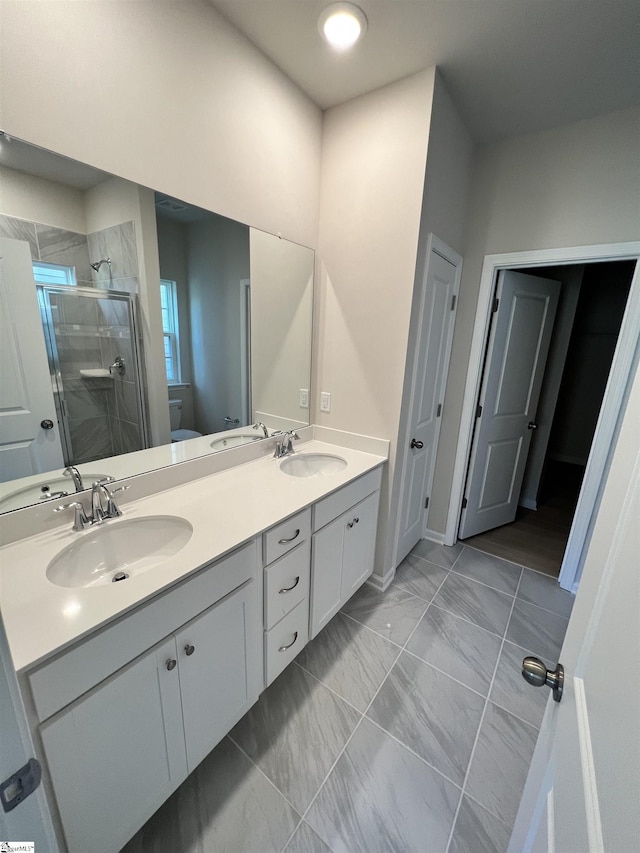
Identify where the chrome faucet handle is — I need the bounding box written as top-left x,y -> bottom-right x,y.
55,501 -> 92,531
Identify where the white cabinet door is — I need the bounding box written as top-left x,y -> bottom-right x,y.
341,491 -> 379,601
311,492 -> 380,639
176,580 -> 261,772
40,636 -> 187,853
310,512 -> 346,639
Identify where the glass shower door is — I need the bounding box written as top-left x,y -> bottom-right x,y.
38,285 -> 148,466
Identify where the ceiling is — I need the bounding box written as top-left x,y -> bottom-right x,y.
208,0 -> 640,144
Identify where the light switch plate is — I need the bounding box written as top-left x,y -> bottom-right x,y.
320,391 -> 331,412
299,388 -> 309,408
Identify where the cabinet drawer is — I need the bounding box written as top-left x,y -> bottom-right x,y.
264,540 -> 310,630
264,599 -> 309,686
313,467 -> 382,531
263,507 -> 311,565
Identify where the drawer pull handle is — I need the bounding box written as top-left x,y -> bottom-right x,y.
278,631 -> 298,652
278,528 -> 301,544
279,576 -> 301,594
166,659 -> 177,671
184,644 -> 195,656
348,516 -> 361,529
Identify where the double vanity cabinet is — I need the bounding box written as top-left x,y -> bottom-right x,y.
1,440 -> 385,853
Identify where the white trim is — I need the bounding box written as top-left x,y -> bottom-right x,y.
423,528 -> 447,545
366,566 -> 395,592
390,233 -> 462,569
574,677 -> 604,853
446,242 -> 640,594
547,787 -> 555,853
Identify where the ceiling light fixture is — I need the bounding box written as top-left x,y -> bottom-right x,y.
318,2 -> 367,50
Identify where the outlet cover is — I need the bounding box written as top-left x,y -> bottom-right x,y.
299,388 -> 309,408
320,391 -> 331,412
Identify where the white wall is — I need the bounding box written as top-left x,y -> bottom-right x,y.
0,0 -> 322,250
0,165 -> 86,233
315,69 -> 436,575
250,229 -> 313,428
429,105 -> 640,535
387,71 -> 474,567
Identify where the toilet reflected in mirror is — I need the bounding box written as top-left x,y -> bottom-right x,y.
168,399 -> 202,442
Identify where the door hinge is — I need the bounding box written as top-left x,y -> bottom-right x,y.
424,497 -> 429,509
476,403 -> 482,419
493,297 -> 499,313
436,403 -> 442,418
451,294 -> 457,311
462,497 -> 468,509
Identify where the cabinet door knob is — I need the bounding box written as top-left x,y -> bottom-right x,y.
279,576 -> 300,594
184,644 -> 195,656
278,529 -> 300,545
166,658 -> 177,671
278,631 -> 298,652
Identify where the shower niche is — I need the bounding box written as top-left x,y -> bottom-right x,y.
39,285 -> 148,466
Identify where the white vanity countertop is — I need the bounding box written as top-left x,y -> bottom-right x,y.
0,440 -> 386,673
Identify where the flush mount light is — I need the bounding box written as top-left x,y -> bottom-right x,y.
318,2 -> 368,50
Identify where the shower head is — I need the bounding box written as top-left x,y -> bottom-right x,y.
90,258 -> 112,272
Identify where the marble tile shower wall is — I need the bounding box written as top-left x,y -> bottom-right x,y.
0,214 -> 143,464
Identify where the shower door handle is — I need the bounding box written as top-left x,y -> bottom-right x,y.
40,419 -> 55,430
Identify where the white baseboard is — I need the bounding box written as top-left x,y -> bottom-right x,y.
367,567 -> 395,592
423,528 -> 447,545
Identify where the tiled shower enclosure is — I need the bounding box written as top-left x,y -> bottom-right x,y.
40,286 -> 147,465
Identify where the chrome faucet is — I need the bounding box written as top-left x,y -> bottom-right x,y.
63,466 -> 84,492
253,422 -> 269,437
55,478 -> 129,530
91,478 -> 124,522
273,430 -> 299,458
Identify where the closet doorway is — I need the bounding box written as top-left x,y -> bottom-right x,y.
447,243 -> 639,590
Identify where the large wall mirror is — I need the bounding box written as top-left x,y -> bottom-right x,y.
0,134 -> 314,513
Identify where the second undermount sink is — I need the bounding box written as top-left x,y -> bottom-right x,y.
0,472 -> 110,513
280,453 -> 347,478
210,433 -> 262,449
46,516 -> 193,588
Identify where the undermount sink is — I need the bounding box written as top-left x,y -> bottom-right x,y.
280,453 -> 347,478
210,433 -> 262,449
46,516 -> 193,588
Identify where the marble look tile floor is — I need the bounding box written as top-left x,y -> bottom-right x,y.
123,543 -> 574,853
